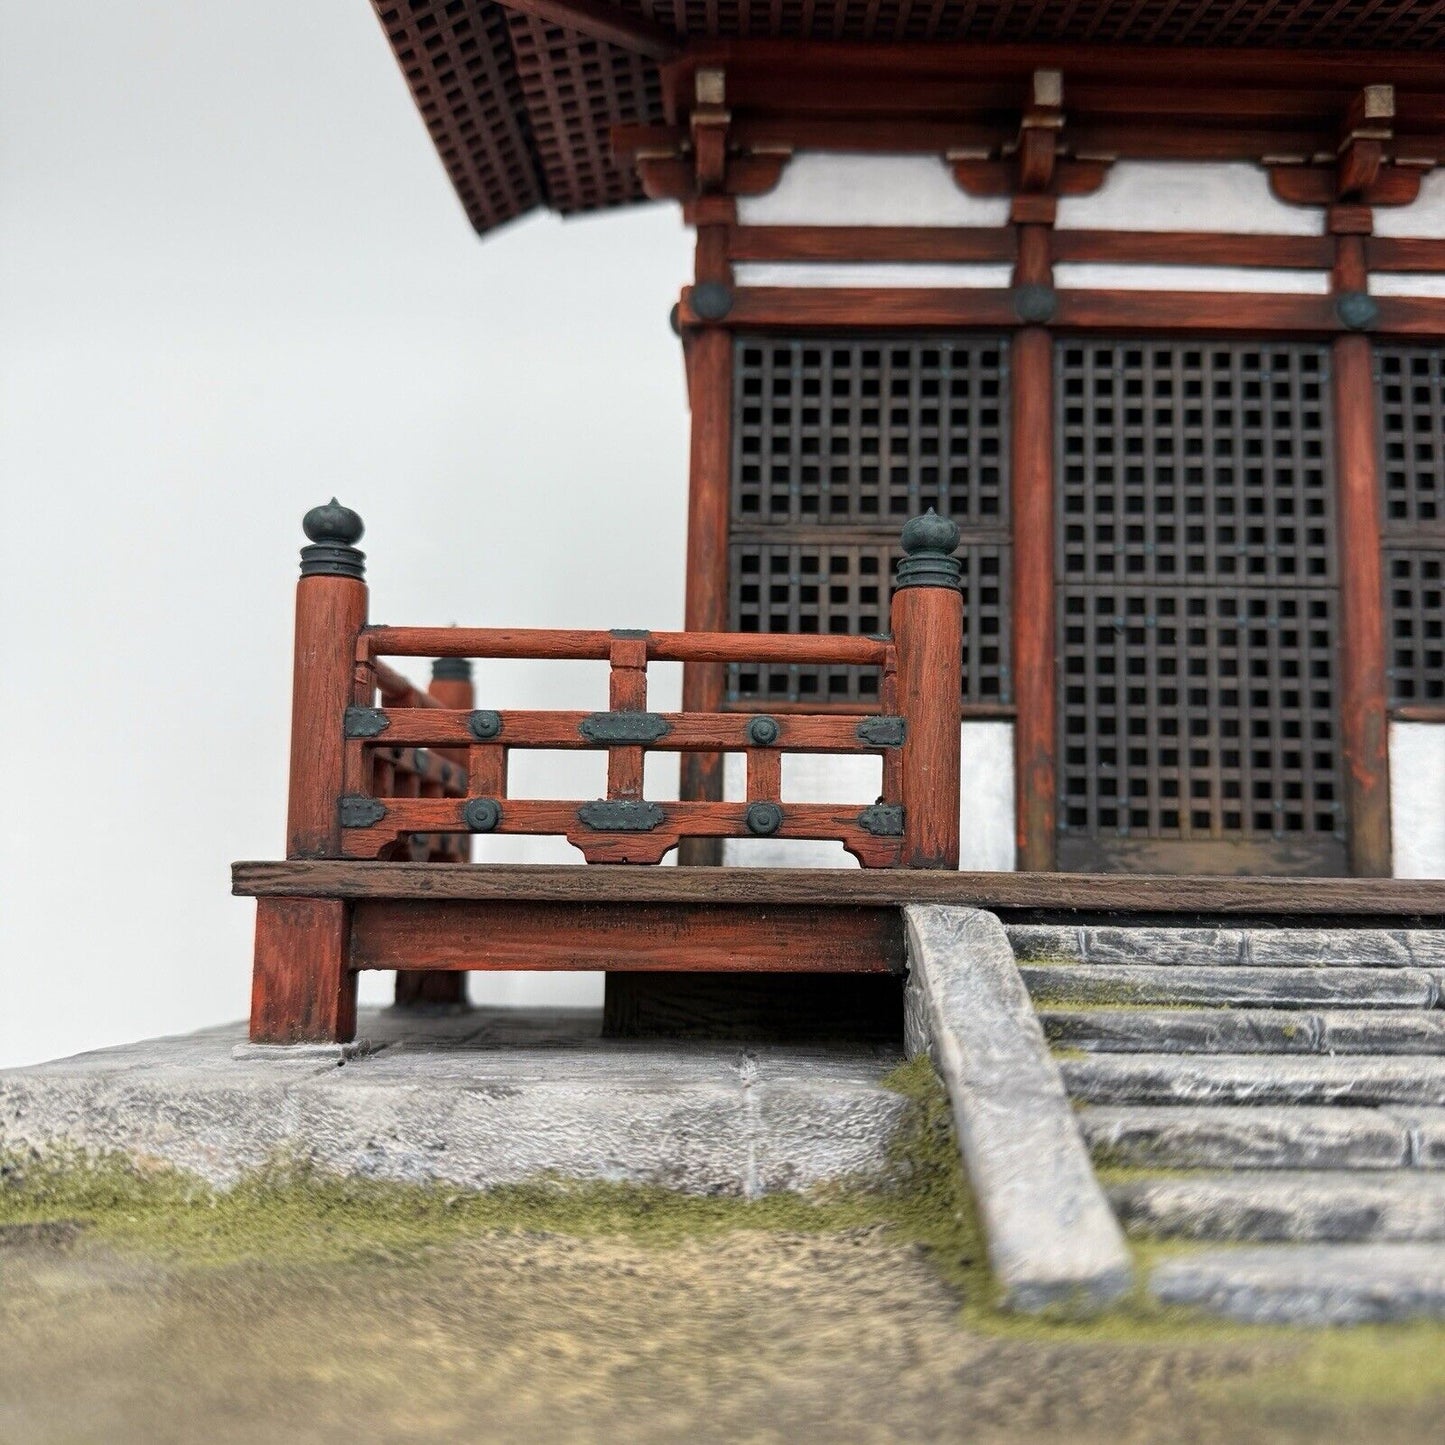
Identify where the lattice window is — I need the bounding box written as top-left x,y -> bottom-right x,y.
1057,341 -> 1335,587
733,338 -> 1008,528
1056,338 -> 1345,868
1375,345 -> 1445,710
730,336 -> 1011,709
726,540 -> 1010,706
1058,588 -> 1343,844
1385,552 -> 1445,706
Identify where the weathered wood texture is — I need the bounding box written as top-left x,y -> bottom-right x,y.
250,898 -> 356,1044
680,326 -> 733,865
233,863 -> 1445,920
287,575 -> 366,858
350,900 -> 906,974
891,584 -> 962,868
1333,234 -> 1393,877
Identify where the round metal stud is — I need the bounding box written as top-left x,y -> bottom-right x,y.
1335,290 -> 1379,331
745,801 -> 784,836
463,797 -> 502,832
746,715 -> 780,746
468,709 -> 503,740
1013,283 -> 1058,325
669,302 -> 682,336
691,281 -> 734,321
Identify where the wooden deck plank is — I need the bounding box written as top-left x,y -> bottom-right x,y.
233,863 -> 1445,919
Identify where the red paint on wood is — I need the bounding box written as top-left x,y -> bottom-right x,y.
249,898 -> 356,1044
351,901 -> 905,975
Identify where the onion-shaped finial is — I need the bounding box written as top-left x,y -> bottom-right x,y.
895,508 -> 963,590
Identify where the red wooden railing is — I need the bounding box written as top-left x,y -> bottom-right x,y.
284,501 -> 964,874
247,500 -> 964,1044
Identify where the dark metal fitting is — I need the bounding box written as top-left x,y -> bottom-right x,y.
468,710 -> 503,740
745,801 -> 784,836
668,302 -> 682,337
463,798 -> 502,832
857,803 -> 904,837
343,706 -> 390,738
412,748 -> 428,773
856,717 -> 906,748
746,715 -> 780,746
579,712 -> 672,745
1335,290 -> 1379,331
300,499 -> 366,580
894,509 -> 963,590
431,657 -> 473,682
691,281 -> 734,321
1013,282 -> 1057,324
338,795 -> 387,829
576,800 -> 666,832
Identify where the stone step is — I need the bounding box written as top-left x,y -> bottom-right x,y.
1022,964 -> 1439,1010
1041,1008 -> 1445,1055
1060,1053 -> 1445,1107
1009,925 -> 1445,969
1081,1105 -> 1415,1171
1108,1170 -> 1445,1242
1150,1244 -> 1445,1324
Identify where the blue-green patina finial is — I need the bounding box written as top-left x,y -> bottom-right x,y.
895,508 -> 963,590
300,499 -> 366,580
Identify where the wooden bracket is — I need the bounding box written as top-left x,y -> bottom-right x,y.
1338,85 -> 1394,200
1017,69 -> 1063,194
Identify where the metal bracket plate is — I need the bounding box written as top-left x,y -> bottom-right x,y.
857,804 -> 904,837
339,795 -> 388,829
578,712 -> 673,745
343,706 -> 390,738
856,716 -> 906,748
576,800 -> 666,832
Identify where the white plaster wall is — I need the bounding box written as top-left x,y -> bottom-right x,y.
1054,263 -> 1328,294
734,261 -> 1013,288
1372,169 -> 1445,238
737,152 -> 1010,227
1391,722 -> 1445,879
721,721 -> 1015,871
1056,160 -> 1324,235
1369,273 -> 1445,298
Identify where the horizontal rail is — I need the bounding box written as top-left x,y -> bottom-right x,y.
350,708 -> 901,754
364,625 -> 891,667
370,658 -> 446,710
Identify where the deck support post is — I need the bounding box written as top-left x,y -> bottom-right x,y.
892,512 -> 964,869
249,501 -> 367,1043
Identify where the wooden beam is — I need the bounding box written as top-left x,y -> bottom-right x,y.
728,225 -> 1016,264
501,0 -> 678,60
351,900 -> 905,974
233,862 -> 1445,919
1332,233 -> 1393,877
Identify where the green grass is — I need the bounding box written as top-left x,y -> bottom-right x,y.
3,1058 -> 1445,1409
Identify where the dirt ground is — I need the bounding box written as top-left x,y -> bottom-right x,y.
2,1219 -> 1442,1445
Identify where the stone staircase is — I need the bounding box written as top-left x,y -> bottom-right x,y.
1009,924 -> 1445,1323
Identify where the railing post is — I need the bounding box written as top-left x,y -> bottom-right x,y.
250,500 -> 367,1044
393,656 -> 473,1011
891,511 -> 963,869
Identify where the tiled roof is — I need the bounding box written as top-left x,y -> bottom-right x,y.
368,1 -> 1445,234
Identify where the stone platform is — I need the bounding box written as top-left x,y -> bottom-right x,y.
0,1008 -> 907,1197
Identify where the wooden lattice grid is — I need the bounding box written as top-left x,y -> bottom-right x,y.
725,538 -> 1010,706
1057,585 -> 1344,847
729,334 -> 1012,709
1056,340 -> 1336,588
1055,337 -> 1345,866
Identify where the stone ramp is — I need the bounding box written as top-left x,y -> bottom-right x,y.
1012,923 -> 1445,1323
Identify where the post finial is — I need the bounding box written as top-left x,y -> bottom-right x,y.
300,499 -> 366,580
431,656 -> 473,683
895,509 -> 963,590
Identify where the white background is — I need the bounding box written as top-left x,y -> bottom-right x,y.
0,3 -> 693,1066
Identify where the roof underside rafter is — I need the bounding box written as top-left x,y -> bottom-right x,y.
368,0 -> 1445,235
